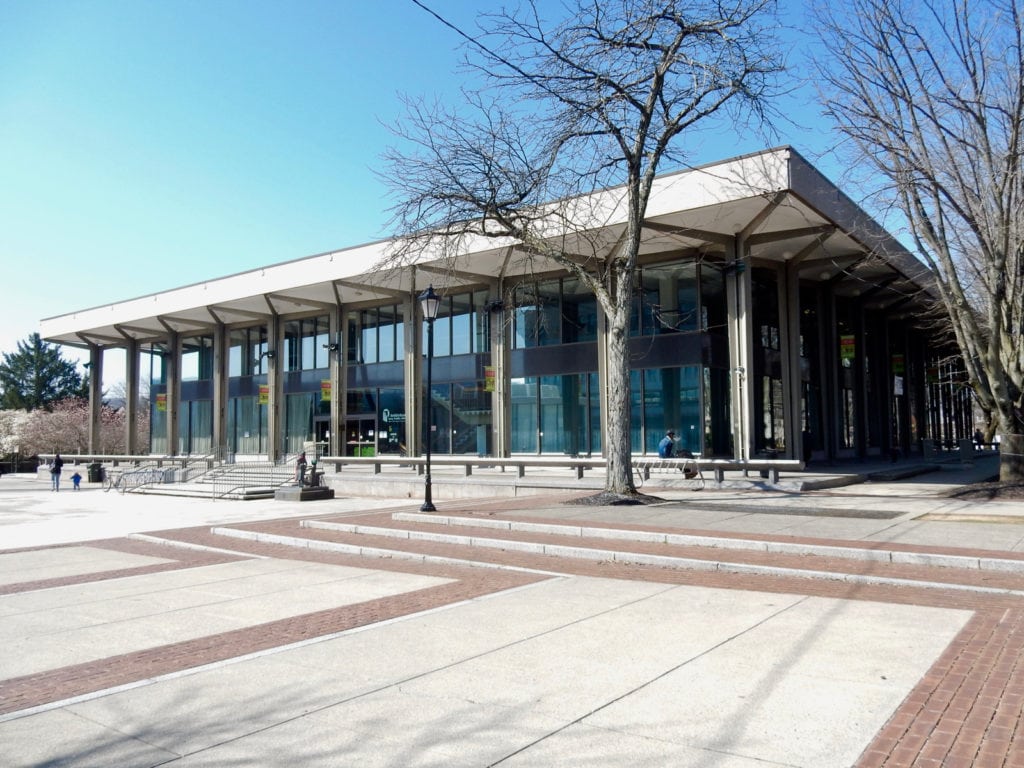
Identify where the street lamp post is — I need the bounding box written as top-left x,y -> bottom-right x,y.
419,285 -> 441,512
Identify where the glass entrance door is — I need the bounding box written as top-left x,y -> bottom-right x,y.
345,418 -> 376,456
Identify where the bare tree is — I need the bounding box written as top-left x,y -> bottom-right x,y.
813,0 -> 1024,481
381,0 -> 784,497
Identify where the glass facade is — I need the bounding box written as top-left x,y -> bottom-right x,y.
140,247 -> 944,466
510,373 -> 598,455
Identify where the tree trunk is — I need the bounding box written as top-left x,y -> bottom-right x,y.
604,317 -> 636,494
999,433 -> 1024,484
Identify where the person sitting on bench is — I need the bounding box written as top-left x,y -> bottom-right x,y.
658,430 -> 697,479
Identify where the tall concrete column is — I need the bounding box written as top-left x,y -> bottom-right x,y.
329,305 -> 343,458
595,296 -> 609,458
821,290 -> 839,460
166,332 -> 181,456
124,339 -> 139,455
725,238 -> 754,461
489,283 -> 509,458
87,346 -> 103,454
781,261 -> 802,460
266,314 -> 282,462
212,323 -> 227,455
404,292 -> 421,457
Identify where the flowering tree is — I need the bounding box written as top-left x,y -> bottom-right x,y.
17,399 -> 149,457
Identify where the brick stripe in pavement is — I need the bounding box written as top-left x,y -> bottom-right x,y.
0,537 -> 244,596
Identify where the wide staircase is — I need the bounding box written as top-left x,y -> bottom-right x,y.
109,460 -> 297,500
195,499 -> 1024,596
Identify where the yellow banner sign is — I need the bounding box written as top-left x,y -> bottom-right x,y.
321,379 -> 331,402
840,335 -> 856,360
258,385 -> 269,405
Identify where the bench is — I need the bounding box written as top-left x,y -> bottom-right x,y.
632,456 -> 706,489
633,457 -> 804,486
318,455 -> 605,480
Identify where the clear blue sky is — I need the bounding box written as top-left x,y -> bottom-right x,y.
0,0 -> 830,387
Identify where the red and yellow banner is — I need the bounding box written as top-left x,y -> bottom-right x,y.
258,385 -> 269,405
155,393 -> 167,412
840,335 -> 856,360
484,366 -> 495,392
321,379 -> 332,402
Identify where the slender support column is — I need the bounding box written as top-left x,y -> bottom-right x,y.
166,332 -> 181,455
853,304 -> 868,459
782,262 -> 802,459
329,306 -> 343,458
212,323 -> 227,454
404,292 -> 421,458
725,238 -> 754,461
596,297 -> 609,456
489,283 -> 509,458
87,346 -> 103,453
266,315 -> 282,462
124,340 -> 139,455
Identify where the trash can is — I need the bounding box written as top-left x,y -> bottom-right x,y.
88,462 -> 104,483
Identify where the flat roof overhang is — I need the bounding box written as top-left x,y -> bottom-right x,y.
40,147 -> 932,349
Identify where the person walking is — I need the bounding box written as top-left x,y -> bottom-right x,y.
50,453 -> 64,492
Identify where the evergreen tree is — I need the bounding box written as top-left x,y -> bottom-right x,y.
0,333 -> 86,411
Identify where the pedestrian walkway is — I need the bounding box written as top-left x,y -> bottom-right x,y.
0,458 -> 1021,766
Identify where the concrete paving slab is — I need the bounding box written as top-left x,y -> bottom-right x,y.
583,597 -> 967,767
0,478 -> 404,550
64,653 -> 378,757
0,546 -> 174,587
865,519 -> 1024,551
0,560 -> 451,679
0,708 -> 178,768
169,690 -> 559,768
499,723 -> 791,767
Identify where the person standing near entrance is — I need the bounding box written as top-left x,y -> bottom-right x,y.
50,453 -> 64,492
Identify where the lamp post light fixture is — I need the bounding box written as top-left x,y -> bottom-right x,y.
419,284 -> 441,512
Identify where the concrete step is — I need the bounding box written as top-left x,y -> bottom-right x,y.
209,512 -> 1024,596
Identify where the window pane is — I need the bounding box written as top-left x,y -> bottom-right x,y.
537,280 -> 561,346
395,308 -> 405,360
285,393 -> 314,454
378,305 -> 398,362
562,278 -> 597,343
473,290 -> 489,353
451,294 -> 471,355
361,308 -> 378,364
314,316 -> 330,369
452,380 -> 491,454
434,297 -> 451,357
510,377 -> 537,452
513,284 -> 534,349
284,321 -> 301,372
640,263 -> 698,335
